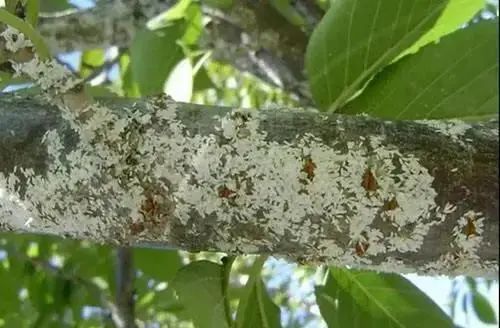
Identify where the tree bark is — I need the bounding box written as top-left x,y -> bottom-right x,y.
38,0 -> 175,53
115,247 -> 137,328
0,94 -> 498,278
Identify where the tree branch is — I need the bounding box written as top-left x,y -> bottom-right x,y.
115,247 -> 137,328
37,0 -> 175,53
0,94 -> 498,278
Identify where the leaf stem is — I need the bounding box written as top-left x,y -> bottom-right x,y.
221,255 -> 236,327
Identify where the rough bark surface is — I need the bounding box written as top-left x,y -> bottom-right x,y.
0,95 -> 498,278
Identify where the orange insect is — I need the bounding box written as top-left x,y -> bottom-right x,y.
383,196 -> 399,211
464,216 -> 477,239
361,168 -> 378,191
141,196 -> 160,217
355,241 -> 370,256
302,158 -> 317,181
218,185 -> 236,199
129,221 -> 145,235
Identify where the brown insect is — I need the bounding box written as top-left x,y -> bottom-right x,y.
383,196 -> 399,211
141,196 -> 160,217
464,216 -> 477,239
355,241 -> 370,256
129,221 -> 145,235
302,158 -> 317,181
361,168 -> 378,191
218,185 -> 236,199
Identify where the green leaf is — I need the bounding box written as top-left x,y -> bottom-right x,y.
25,0 -> 40,27
146,0 -> 193,30
52,277 -> 73,311
171,260 -> 231,328
120,53 -> 141,97
181,3 -> 203,45
239,279 -> 282,328
235,256 -> 281,328
39,0 -> 73,12
305,0 -> 447,111
0,258 -> 21,315
221,256 -> 235,326
79,49 -> 105,79
465,277 -> 477,291
269,0 -> 306,27
133,248 -> 182,281
5,0 -> 18,13
471,290 -> 497,324
164,57 -> 193,102
0,8 -> 50,58
193,66 -> 216,91
398,0 -> 486,58
130,25 -> 184,96
315,268 -> 453,328
203,0 -> 233,9
339,19 -> 498,120
85,85 -> 121,98
164,0 -> 192,21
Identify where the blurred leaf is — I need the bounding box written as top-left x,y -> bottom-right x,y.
340,19 -> 498,120
85,85 -> 121,98
471,290 -> 497,324
269,0 -> 305,27
181,3 -> 203,45
171,260 -> 231,328
80,49 -> 105,79
26,242 -> 39,257
235,256 -> 281,328
62,243 -> 112,280
316,0 -> 330,11
203,0 -> 233,9
53,277 -> 73,313
315,268 -> 453,328
465,277 -> 477,291
238,279 -> 282,328
40,0 -> 73,12
134,248 -> 182,281
0,259 -> 21,315
130,25 -> 184,96
164,0 -> 192,21
305,0 -> 446,111
398,0 -> 486,58
164,57 -> 193,102
4,0 -> 17,12
193,66 -> 216,91
26,0 -> 40,27
120,53 -> 140,97
23,260 -> 36,276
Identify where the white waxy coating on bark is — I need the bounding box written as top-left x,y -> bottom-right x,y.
1,26 -> 33,52
11,56 -> 81,92
416,119 -> 472,145
0,40 -> 496,277
1,98 -> 446,259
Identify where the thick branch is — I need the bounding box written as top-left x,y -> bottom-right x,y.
201,3 -> 314,104
0,95 -> 498,278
